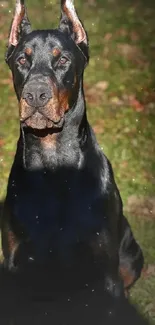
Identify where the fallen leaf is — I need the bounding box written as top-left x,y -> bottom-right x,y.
129,98 -> 144,112
144,303 -> 154,313
0,139 -> 5,146
130,30 -> 140,42
93,120 -> 104,135
115,28 -> 127,38
104,33 -> 112,42
117,43 -> 147,67
94,81 -> 109,91
0,78 -> 12,86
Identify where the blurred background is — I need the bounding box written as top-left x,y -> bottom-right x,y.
0,0 -> 155,323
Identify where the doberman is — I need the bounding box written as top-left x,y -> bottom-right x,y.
1,0 -> 144,299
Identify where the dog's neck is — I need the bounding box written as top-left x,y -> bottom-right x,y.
16,85 -> 90,171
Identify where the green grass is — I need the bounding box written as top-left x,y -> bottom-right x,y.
0,0 -> 155,322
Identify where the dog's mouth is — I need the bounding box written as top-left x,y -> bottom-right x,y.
20,100 -> 65,133
23,125 -> 63,138
19,94 -> 69,132
21,111 -> 64,130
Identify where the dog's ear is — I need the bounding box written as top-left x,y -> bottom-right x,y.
6,0 -> 31,64
59,0 -> 89,63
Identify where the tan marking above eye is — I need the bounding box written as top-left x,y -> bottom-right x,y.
25,47 -> 32,56
52,48 -> 61,57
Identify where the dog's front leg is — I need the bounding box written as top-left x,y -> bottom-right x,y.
90,230 -> 124,299
1,203 -> 20,272
1,226 -> 19,272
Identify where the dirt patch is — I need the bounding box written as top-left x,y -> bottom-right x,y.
125,195 -> 155,220
142,264 -> 155,279
84,81 -> 109,105
117,43 -> 148,67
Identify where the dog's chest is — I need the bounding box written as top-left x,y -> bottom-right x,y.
11,168 -> 106,252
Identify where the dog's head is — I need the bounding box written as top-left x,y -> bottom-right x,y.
6,0 -> 89,130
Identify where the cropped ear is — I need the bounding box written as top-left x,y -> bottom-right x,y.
59,0 -> 89,63
6,0 -> 31,64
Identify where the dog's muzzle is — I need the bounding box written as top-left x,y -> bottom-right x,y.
19,82 -> 65,130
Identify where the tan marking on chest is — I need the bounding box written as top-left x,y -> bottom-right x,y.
40,133 -> 58,148
119,266 -> 135,289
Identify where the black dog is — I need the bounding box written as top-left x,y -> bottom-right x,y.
2,0 -> 144,298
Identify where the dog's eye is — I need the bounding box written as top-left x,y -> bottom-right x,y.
58,56 -> 69,66
18,57 -> 26,65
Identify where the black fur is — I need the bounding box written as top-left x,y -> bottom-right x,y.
2,0 -> 144,300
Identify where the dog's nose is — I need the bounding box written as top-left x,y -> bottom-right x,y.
23,84 -> 52,107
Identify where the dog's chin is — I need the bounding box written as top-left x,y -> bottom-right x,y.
23,118 -> 54,130
21,112 -> 64,137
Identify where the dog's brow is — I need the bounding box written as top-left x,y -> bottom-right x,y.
25,48 -> 32,56
52,48 -> 61,57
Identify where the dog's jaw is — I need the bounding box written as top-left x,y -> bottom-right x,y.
20,112 -> 64,130
19,98 -> 66,130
